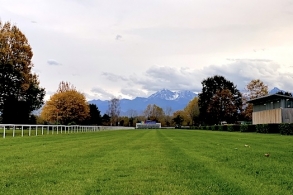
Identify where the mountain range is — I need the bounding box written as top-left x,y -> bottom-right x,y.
88,89 -> 198,116
89,87 -> 288,116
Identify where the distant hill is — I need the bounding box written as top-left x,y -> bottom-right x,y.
88,89 -> 198,115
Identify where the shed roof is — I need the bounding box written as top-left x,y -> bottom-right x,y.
248,94 -> 293,104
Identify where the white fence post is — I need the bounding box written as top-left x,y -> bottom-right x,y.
3,126 -> 5,138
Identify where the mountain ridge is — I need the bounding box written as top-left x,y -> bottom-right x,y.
88,87 -> 289,116
88,89 -> 198,115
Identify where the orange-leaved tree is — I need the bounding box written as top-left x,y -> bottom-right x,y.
41,81 -> 89,125
184,97 -> 199,126
243,79 -> 268,121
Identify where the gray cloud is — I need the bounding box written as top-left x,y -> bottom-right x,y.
91,87 -> 114,100
126,59 -> 293,94
120,88 -> 148,98
115,35 -> 122,40
102,72 -> 128,82
47,59 -> 61,66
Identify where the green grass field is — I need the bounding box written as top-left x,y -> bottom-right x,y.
1,130 -> 293,195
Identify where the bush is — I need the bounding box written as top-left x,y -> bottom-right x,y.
256,124 -> 279,133
256,124 -> 268,133
227,125 -> 233,132
279,123 -> 293,135
227,125 -> 241,132
247,125 -> 256,132
240,124 -> 256,132
222,125 -> 228,131
240,125 -> 248,132
211,125 -> 219,131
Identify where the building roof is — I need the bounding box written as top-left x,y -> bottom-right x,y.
247,94 -> 293,104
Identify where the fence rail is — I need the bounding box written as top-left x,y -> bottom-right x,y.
0,124 -> 135,138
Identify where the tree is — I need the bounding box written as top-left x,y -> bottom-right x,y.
127,109 -> 137,127
107,98 -> 120,125
163,107 -> 173,127
198,75 -> 242,125
242,79 -> 268,120
276,91 -> 292,96
40,82 -> 89,125
0,21 -> 45,123
207,89 -> 238,124
172,115 -> 184,127
102,114 -> 111,126
245,79 -> 268,99
143,104 -> 164,122
184,97 -> 199,126
85,104 -> 102,125
172,110 -> 189,126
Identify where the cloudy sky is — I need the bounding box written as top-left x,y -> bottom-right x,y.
1,0 -> 293,100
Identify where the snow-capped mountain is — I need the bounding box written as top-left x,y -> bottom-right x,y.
88,89 -> 198,115
147,89 -> 196,101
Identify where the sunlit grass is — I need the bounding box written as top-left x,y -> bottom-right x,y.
1,130 -> 293,194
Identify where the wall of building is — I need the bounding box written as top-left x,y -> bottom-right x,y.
281,108 -> 293,123
252,108 -> 282,124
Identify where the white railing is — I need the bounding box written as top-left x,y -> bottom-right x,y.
0,124 -> 135,138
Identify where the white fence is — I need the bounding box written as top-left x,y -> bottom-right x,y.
0,124 -> 135,138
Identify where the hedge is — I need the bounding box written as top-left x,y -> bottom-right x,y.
279,123 -> 293,135
256,124 -> 279,133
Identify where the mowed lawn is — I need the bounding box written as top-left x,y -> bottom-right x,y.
1,130 -> 293,195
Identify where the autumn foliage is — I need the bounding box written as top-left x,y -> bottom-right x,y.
41,82 -> 89,125
242,79 -> 268,120
0,20 -> 45,123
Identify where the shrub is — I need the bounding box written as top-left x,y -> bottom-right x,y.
279,123 -> 293,135
240,124 -> 256,132
256,124 -> 279,133
227,125 -> 241,132
218,125 -> 223,131
247,125 -> 256,132
256,124 -> 268,133
211,125 -> 219,131
267,124 -> 280,133
222,125 -> 228,131
227,125 -> 233,132
240,125 -> 248,132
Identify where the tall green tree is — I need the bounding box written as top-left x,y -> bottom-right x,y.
198,75 -> 242,125
86,104 -> 102,125
0,21 -> 45,123
207,89 -> 239,124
